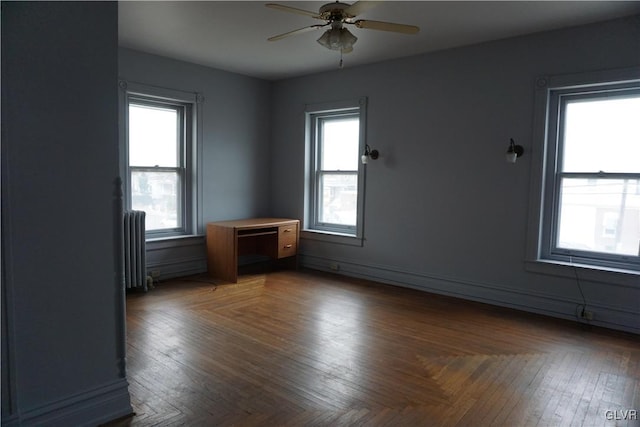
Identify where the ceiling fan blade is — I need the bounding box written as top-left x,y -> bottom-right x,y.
354,19 -> 419,34
268,24 -> 328,42
265,3 -> 321,19
344,1 -> 379,17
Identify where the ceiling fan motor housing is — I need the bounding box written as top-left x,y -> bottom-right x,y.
319,2 -> 355,21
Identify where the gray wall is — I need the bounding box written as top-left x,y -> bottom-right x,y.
270,16 -> 640,333
2,2 -> 132,425
1,5 -> 636,425
118,48 -> 272,279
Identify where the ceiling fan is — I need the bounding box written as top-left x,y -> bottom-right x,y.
266,1 -> 419,54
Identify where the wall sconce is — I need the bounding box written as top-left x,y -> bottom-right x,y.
506,138 -> 524,163
361,144 -> 379,164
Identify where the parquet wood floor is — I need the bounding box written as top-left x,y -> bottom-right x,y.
108,269 -> 640,426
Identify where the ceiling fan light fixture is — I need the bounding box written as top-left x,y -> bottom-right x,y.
317,27 -> 357,52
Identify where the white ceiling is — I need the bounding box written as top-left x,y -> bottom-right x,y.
118,1 -> 640,80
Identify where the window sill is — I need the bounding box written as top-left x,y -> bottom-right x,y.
301,229 -> 363,247
525,259 -> 639,288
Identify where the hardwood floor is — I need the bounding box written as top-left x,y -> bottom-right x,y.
110,269 -> 640,426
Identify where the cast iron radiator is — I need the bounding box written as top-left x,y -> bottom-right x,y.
123,210 -> 147,291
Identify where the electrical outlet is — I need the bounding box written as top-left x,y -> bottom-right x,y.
581,310 -> 594,321
329,263 -> 340,271
150,270 -> 161,279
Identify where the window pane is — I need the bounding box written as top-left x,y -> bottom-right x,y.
131,170 -> 180,231
563,95 -> 640,173
321,118 -> 359,171
557,178 -> 640,256
129,103 -> 179,167
318,173 -> 358,226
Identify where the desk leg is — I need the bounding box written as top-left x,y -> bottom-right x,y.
206,226 -> 238,283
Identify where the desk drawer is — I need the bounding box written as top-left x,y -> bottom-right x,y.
278,224 -> 297,259
278,241 -> 297,259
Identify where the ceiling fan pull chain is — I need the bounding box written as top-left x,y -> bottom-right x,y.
339,49 -> 344,68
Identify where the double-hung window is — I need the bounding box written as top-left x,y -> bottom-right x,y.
305,98 -> 367,242
122,83 -> 201,239
533,70 -> 640,272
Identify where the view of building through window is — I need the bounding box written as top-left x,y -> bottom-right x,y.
556,96 -> 640,256
318,117 -> 359,227
128,103 -> 181,231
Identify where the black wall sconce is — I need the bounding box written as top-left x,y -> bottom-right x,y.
361,144 -> 379,164
506,138 -> 524,163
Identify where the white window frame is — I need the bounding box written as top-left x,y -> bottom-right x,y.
527,67 -> 640,278
304,98 -> 367,245
119,81 -> 203,240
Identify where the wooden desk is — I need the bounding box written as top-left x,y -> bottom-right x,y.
206,218 -> 299,283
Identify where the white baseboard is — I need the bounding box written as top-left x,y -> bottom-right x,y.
301,254 -> 640,335
10,378 -> 132,427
